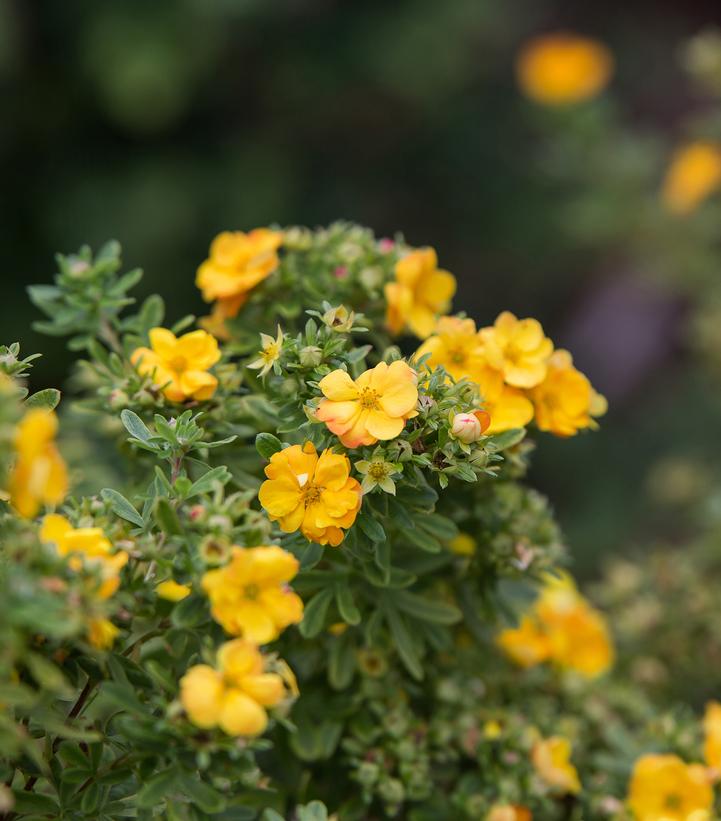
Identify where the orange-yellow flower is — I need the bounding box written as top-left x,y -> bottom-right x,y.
529,350 -> 607,437
201,545 -> 303,642
87,617 -> 120,650
155,580 -> 192,602
479,312 -> 553,389
131,327 -> 221,402
627,754 -> 713,821
516,33 -> 614,106
385,248 -> 456,338
8,409 -> 68,518
180,638 -> 292,737
196,228 -> 283,317
532,736 -> 581,794
662,141 -> 721,215
316,361 -> 419,448
258,442 -> 362,546
704,701 -> 721,774
487,804 -> 532,821
497,615 -> 551,669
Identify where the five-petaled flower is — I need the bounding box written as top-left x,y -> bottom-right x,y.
131,327 -> 221,402
315,361 -> 419,448
385,248 -> 456,338
180,638 -> 292,737
258,442 -> 362,546
479,311 -> 553,389
532,736 -> 581,795
247,326 -> 284,378
201,545 -> 303,643
8,409 -> 68,519
627,754 -> 713,821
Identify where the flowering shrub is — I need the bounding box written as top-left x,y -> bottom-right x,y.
0,222 -> 716,821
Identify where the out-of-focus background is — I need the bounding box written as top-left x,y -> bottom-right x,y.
4,0 -> 721,579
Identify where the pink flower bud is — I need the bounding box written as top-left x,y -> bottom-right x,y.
451,411 -> 489,443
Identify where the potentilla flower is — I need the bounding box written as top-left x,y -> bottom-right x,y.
322,304 -> 356,333
131,327 -> 221,402
450,410 -> 491,444
627,754 -> 713,821
196,229 -> 283,317
258,442 -> 362,546
87,617 -> 120,650
486,805 -> 532,821
8,409 -> 68,518
516,33 -> 614,106
662,141 -> 721,215
201,546 -> 303,643
529,350 -> 607,437
155,580 -> 191,602
315,361 -> 419,448
531,736 -> 581,795
385,248 -> 456,338
704,701 -> 721,774
479,312 -> 554,389
180,638 -> 292,737
247,326 -> 284,378
354,456 -> 401,495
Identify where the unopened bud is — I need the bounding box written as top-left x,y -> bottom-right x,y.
299,345 -> 323,368
450,412 -> 487,443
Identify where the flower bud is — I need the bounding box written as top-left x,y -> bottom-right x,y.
451,412 -> 483,443
299,345 -> 323,368
321,305 -> 355,333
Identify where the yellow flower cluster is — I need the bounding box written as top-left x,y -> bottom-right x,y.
497,573 -> 614,679
131,327 -> 221,402
417,313 -> 606,435
40,514 -> 129,649
258,442 -> 362,546
8,409 -> 68,519
180,639 -> 292,737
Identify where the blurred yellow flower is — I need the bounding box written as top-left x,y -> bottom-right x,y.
8,409 -> 68,518
487,805 -> 532,821
532,735 -> 581,794
482,376 -> 535,435
180,638 -> 291,737
385,248 -> 456,338
448,532 -> 477,556
627,754 -> 713,821
201,545 -> 303,642
479,311 -> 553,389
247,326 -> 284,378
516,33 -> 614,106
662,141 -> 721,215
131,327 -> 221,402
529,350 -> 607,437
497,614 -> 551,669
703,701 -> 721,774
155,580 -> 191,602
316,361 -> 418,448
196,228 -> 282,318
258,441 -> 362,546
87,617 -> 120,650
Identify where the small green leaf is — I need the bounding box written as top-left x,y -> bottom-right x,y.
335,584 -> 361,625
393,590 -> 461,624
25,388 -> 61,410
101,488 -> 145,527
404,526 -> 441,553
171,595 -> 209,629
187,465 -> 231,497
356,513 -> 386,543
384,606 -> 423,680
180,775 -> 227,813
101,681 -> 148,715
154,497 -> 182,535
256,432 -> 283,459
120,409 -> 153,443
137,767 -> 179,808
299,587 -> 335,638
487,428 -> 526,450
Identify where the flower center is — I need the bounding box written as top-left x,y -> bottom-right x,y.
243,583 -> 260,600
262,343 -> 279,362
169,355 -> 187,372
368,463 -> 389,480
358,387 -> 380,410
664,794 -> 681,810
302,484 -> 322,506
448,348 -> 466,365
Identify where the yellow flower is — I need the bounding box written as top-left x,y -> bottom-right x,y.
196,229 -> 283,317
385,248 -> 456,338
487,806 -> 532,821
516,33 -> 614,106
40,514 -> 129,600
156,580 -> 191,602
479,312 -> 553,389
448,532 -> 477,556
483,381 -> 535,434
258,441 -> 362,546
703,701 -> 721,773
131,327 -> 221,402
315,361 -> 419,448
627,754 -> 713,821
662,142 -> 721,215
532,736 -> 581,795
201,545 -> 303,642
247,326 -> 284,378
529,350 -> 607,437
497,615 -> 551,669
8,409 -> 68,518
180,638 -> 291,737
87,617 -> 120,650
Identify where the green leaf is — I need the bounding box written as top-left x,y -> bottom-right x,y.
120,408 -> 153,442
180,775 -> 227,813
328,636 -> 355,690
384,606 -> 423,680
334,584 -> 361,625
154,497 -> 182,535
393,590 -> 462,624
171,595 -> 209,629
299,587 -> 335,638
11,791 -> 60,814
255,432 -> 283,459
356,513 -> 386,543
101,488 -> 145,527
417,514 -> 458,541
137,767 -> 179,808
404,526 -> 441,553
487,427 -> 526,450
373,540 -> 391,584
101,681 -> 148,715
300,541 -> 324,570
25,388 -> 61,410
297,801 -> 330,821
187,465 -> 231,497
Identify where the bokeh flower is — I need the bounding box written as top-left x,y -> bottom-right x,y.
385,248 -> 456,338
703,701 -> 721,774
180,638 -> 291,737
627,754 -> 713,821
131,327 -> 221,402
201,545 -> 303,643
258,441 -> 362,546
662,141 -> 721,215
529,349 -> 607,437
532,736 -> 581,794
448,532 -> 477,556
87,617 -> 120,650
487,806 -> 532,821
516,33 -> 614,106
8,409 -> 68,518
497,615 -> 550,669
316,361 -> 418,448
155,580 -> 191,602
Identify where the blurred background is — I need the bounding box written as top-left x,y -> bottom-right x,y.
4,0 -> 721,581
